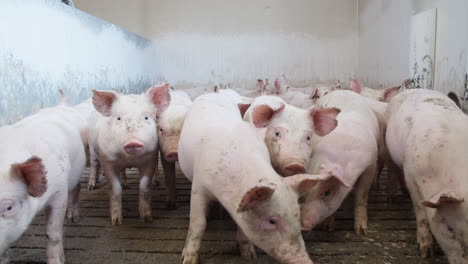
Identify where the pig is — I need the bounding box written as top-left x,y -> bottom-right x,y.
178,92 -> 337,264
385,89 -> 468,263
274,74 -> 340,97
363,97 -> 407,199
243,95 -> 340,177
300,90 -> 380,236
0,101 -> 86,263
156,90 -> 192,208
87,83 -> 171,225
239,79 -> 269,98
349,77 -> 408,102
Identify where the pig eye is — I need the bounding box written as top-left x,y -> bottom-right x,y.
321,190 -> 331,198
144,116 -> 149,120
117,117 -> 121,121
1,201 -> 16,216
159,128 -> 163,132
324,92 -> 328,95
269,218 -> 278,225
306,136 -> 311,141
275,131 -> 281,137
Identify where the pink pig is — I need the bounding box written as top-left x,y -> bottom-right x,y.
178,91 -> 335,264
300,90 -> 380,236
349,77 -> 407,103
243,95 -> 340,177
385,89 -> 468,263
87,83 -> 171,225
156,90 -> 192,208
0,102 -> 86,263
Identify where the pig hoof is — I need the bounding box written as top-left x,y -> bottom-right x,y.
166,199 -> 177,209
355,226 -> 368,237
419,243 -> 434,258
67,211 -> 80,224
140,214 -> 153,223
239,242 -> 257,260
152,178 -> 160,187
121,182 -> 129,190
181,253 -> 199,264
110,214 -> 123,225
87,182 -> 96,191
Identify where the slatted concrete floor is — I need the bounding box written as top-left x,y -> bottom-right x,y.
11,165 -> 449,264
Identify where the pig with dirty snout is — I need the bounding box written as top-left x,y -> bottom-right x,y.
155,90 -> 192,208
0,101 -> 86,264
88,83 -> 170,225
243,96 -> 340,177
385,89 -> 468,263
178,92 -> 337,264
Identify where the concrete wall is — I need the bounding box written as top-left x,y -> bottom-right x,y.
0,0 -> 156,125
357,0 -> 468,96
75,0 -> 358,89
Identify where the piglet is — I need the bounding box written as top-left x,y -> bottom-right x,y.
300,90 -> 380,236
0,100 -> 86,263
156,90 -> 192,208
87,83 -> 170,225
385,89 -> 468,263
178,92 -> 334,264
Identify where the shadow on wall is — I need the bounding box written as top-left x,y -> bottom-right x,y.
0,0 -> 156,126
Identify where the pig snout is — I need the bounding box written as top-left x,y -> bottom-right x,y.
282,162 -> 306,176
123,141 -> 144,155
164,151 -> 178,162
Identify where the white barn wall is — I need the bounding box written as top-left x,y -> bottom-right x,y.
148,0 -> 358,88
357,0 -> 468,96
75,0 -> 358,89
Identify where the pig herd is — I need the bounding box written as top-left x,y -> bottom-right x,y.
0,75 -> 467,264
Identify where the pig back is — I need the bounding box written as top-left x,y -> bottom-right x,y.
178,93 -> 244,181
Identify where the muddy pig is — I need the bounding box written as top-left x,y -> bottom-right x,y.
385,89 -> 468,263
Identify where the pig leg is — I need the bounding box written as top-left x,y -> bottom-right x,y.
45,194 -> 67,264
87,148 -> 100,190
120,169 -> 129,190
373,158 -> 384,188
386,157 -> 405,202
353,163 -> 377,236
152,149 -> 160,187
181,185 -> 211,264
161,154 -> 177,209
66,183 -> 81,223
105,165 -> 123,225
237,226 -> 257,260
138,163 -> 155,222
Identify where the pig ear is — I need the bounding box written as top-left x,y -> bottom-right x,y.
421,191 -> 464,208
11,156 -> 47,197
257,79 -> 264,91
237,103 -> 251,118
349,78 -> 363,94
309,107 -> 340,136
283,173 -> 332,196
335,80 -> 341,90
237,185 -> 277,212
92,90 -> 117,117
383,86 -> 401,102
319,163 -> 350,187
146,83 -> 171,117
308,88 -> 318,99
251,103 -> 285,128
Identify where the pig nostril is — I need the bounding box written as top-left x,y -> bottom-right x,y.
165,152 -> 178,162
123,142 -> 144,154
282,164 -> 306,176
